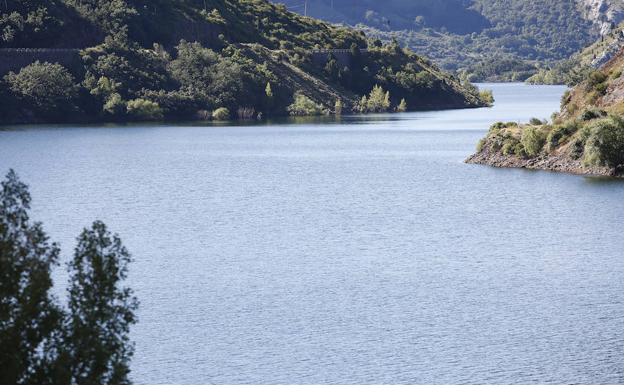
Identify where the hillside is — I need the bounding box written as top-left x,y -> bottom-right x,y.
0,0 -> 488,124
467,48 -> 624,177
527,22 -> 624,85
275,0 -> 624,81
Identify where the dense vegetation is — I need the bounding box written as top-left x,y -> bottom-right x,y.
0,170 -> 137,385
0,0 -> 488,124
277,0 -> 604,81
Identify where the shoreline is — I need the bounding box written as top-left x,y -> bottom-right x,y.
465,148 -> 620,178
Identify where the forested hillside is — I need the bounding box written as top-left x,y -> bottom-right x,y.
276,0 -> 621,81
0,0 -> 488,124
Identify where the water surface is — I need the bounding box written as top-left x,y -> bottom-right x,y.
1,83 -> 624,384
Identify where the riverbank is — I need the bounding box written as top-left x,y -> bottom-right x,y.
465,141 -> 618,177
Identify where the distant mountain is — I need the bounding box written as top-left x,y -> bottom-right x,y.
274,0 -> 624,81
275,0 -> 490,34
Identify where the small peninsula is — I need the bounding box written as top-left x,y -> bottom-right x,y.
467,47 -> 624,177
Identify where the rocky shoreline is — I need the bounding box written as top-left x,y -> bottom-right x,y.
465,146 -> 619,177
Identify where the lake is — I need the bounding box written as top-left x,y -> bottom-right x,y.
1,83 -> 624,384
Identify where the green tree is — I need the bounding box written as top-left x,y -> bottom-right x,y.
0,169 -> 63,385
334,99 -> 343,115
520,126 -> 546,157
5,61 -> 79,118
126,98 -> 163,120
366,85 -> 391,112
584,116 -> 624,168
169,41 -> 243,109
67,221 -> 138,385
396,98 -> 407,112
287,92 -> 323,116
265,82 -> 274,109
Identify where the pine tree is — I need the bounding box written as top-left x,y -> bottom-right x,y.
334,99 -> 343,115
0,170 -> 63,385
265,82 -> 273,99
67,221 -> 138,385
366,85 -> 391,112
397,98 -> 407,112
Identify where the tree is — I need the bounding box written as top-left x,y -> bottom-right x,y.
584,116 -> 624,168
520,126 -> 546,157
126,98 -> 163,120
366,85 -> 391,112
5,61 -> 79,118
287,92 -> 323,116
334,99 -> 343,115
0,169 -> 63,385
396,98 -> 407,112
67,221 -> 138,385
169,41 -> 243,109
265,82 -> 274,109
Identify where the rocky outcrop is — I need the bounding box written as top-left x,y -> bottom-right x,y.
465,140 -> 617,177
579,0 -> 624,35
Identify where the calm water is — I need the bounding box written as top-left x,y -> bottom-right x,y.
1,83 -> 624,384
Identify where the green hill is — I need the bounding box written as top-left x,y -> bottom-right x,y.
0,0 -> 488,124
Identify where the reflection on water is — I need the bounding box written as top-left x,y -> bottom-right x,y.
1,83 -> 624,385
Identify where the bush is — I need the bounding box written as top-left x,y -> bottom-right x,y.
479,89 -> 494,106
103,93 -> 126,116
476,138 -> 487,152
287,93 -> 323,116
126,99 -> 163,120
520,126 -> 546,157
546,121 -> 578,151
584,116 -> 624,168
212,107 -> 230,120
579,108 -> 607,121
5,61 -> 79,117
529,117 -> 543,125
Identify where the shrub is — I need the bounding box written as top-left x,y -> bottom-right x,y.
579,108 -> 607,121
476,138 -> 487,152
546,121 -> 578,151
287,93 -> 323,116
5,61 -> 79,117
529,117 -> 543,125
212,107 -> 230,120
520,126 -> 546,157
126,99 -> 163,120
514,143 -> 527,157
501,142 -> 515,155
479,89 -> 494,106
103,93 -> 126,116
584,116 -> 624,168
585,71 -> 607,90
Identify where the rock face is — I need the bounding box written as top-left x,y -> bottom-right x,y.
579,0 -> 624,35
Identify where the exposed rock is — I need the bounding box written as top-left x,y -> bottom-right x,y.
579,0 -> 624,35
465,141 -> 616,177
